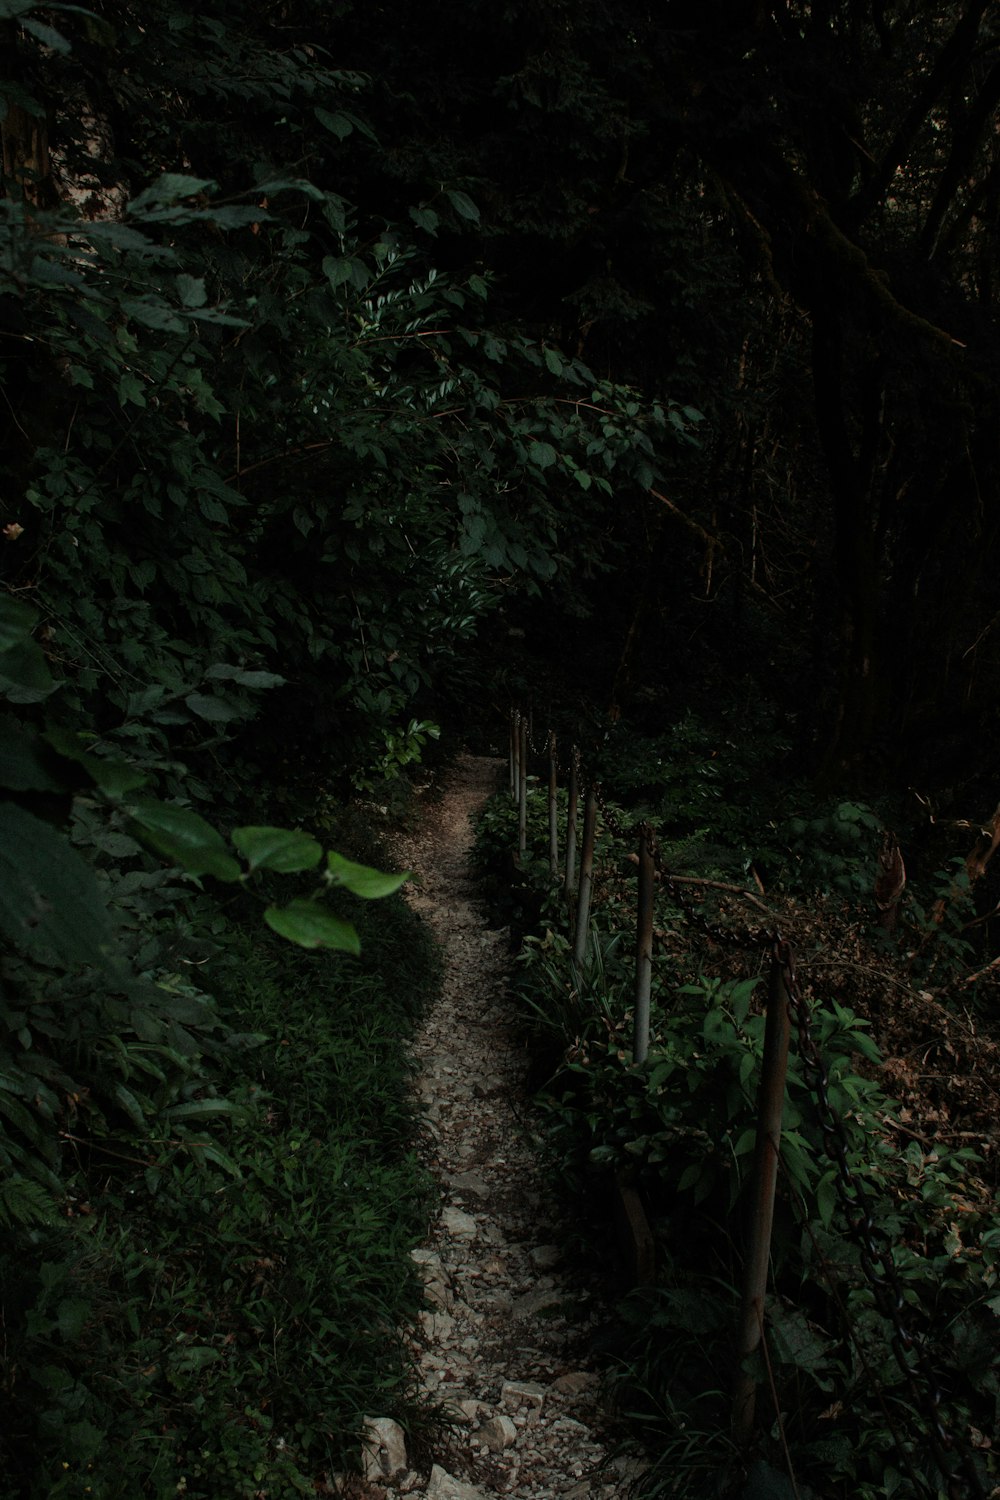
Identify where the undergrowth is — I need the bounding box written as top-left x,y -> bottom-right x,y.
0,837 -> 440,1500
476,711 -> 1000,1499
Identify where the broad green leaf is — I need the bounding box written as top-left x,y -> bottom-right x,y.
409,205 -> 439,235
175,273 -> 207,308
118,371 -> 146,407
121,296 -> 185,333
326,850 -> 409,899
0,598 -> 38,653
42,728 -> 147,797
127,798 -> 241,882
232,826 -> 323,873
112,1083 -> 147,1129
204,665 -> 286,689
323,255 -> 354,290
56,1298 -> 92,1340
163,1098 -> 240,1122
264,899 -> 360,953
314,106 -> 353,139
21,17 -> 70,52
446,189 -> 480,222
0,600 -> 55,701
129,174 -> 216,210
0,716 -> 64,792
184,692 -> 241,723
543,347 -> 563,376
0,802 -> 118,967
529,440 -> 557,470
252,177 -> 325,200
184,1140 -> 242,1176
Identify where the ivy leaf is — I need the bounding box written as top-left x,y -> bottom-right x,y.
127,799 -> 241,882
326,850 -> 409,898
263,899 -> 360,953
232,826 -> 323,874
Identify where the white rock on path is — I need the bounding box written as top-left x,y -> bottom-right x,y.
361,1416 -> 407,1480
441,1205 -> 478,1239
425,1463 -> 490,1500
478,1414 -> 517,1452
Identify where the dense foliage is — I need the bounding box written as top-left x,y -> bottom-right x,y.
476,717 -> 1000,1498
0,1 -> 679,1491
5,0 -> 1000,1495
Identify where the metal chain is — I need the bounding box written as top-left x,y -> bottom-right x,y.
775,940 -> 986,1500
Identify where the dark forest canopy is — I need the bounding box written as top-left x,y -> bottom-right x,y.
2,1 -> 1000,787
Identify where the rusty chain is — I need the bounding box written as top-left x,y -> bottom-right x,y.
512,710 -> 988,1496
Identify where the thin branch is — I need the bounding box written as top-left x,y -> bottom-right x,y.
660,872 -> 773,915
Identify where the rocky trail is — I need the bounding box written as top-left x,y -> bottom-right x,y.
361,754 -> 630,1500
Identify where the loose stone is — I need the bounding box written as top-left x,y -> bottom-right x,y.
361,1416 -> 407,1480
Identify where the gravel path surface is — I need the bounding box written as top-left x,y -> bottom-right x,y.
369,753 -> 628,1500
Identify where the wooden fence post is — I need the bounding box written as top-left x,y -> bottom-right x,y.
633,822 -> 654,1064
732,952 -> 792,1444
512,709 -> 521,803
564,748 -> 579,904
518,713 -> 528,859
509,709 -> 517,801
572,786 -> 598,974
548,732 -> 559,877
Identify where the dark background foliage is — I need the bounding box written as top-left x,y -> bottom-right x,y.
4,0 -> 1000,1494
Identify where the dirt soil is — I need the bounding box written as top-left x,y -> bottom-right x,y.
379,753 -> 632,1500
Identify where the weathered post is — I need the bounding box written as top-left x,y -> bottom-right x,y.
732,952 -> 792,1444
512,709 -> 522,803
633,822 -> 654,1065
548,731 -> 559,877
564,748 -> 579,903
509,708 -> 517,800
571,785 -> 598,974
518,713 -> 528,859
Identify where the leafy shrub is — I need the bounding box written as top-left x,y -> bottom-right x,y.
0,878 -> 440,1499
476,734 -> 999,1499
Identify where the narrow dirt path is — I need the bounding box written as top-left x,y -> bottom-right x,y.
380,753 -> 627,1500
